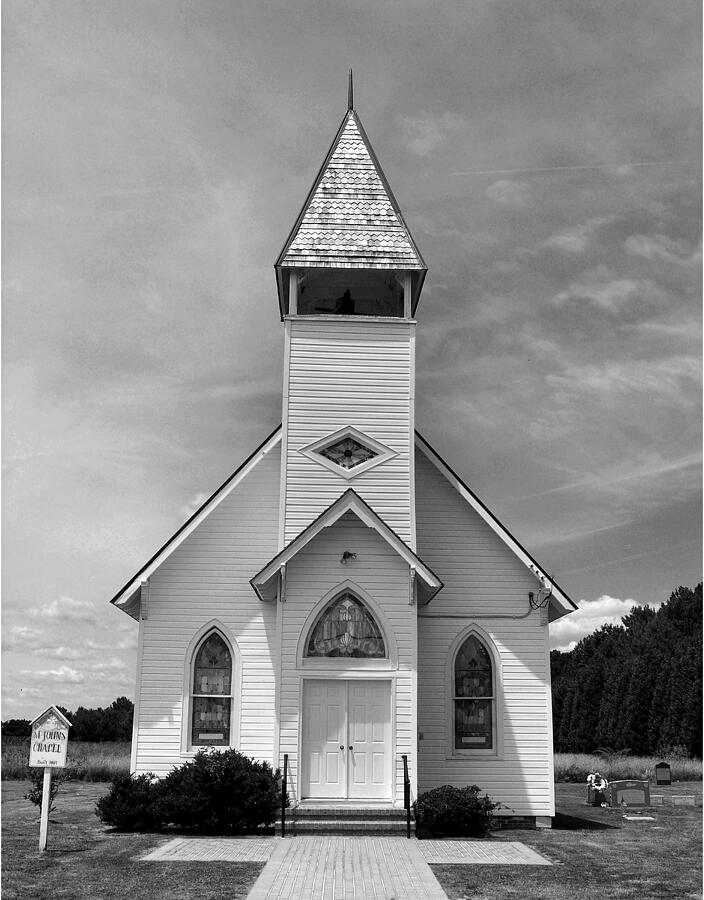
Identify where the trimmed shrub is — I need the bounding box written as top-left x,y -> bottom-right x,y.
96,749 -> 282,834
414,784 -> 498,837
95,773 -> 163,831
157,748 -> 280,834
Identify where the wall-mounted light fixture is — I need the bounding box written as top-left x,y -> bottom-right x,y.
340,551 -> 357,565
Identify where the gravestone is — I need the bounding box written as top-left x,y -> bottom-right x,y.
654,762 -> 671,785
609,780 -> 650,807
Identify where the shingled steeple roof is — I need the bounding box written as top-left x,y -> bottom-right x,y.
275,92 -> 427,316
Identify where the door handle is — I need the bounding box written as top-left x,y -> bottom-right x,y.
339,745 -> 344,751
348,746 -> 353,751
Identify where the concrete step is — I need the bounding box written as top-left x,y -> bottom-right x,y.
276,804 -> 415,835
294,804 -> 406,819
277,817 -> 414,835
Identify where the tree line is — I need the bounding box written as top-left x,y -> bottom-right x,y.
2,696 -> 134,742
551,584 -> 702,758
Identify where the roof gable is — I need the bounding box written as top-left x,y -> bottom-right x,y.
276,110 -> 426,277
251,488 -> 443,603
110,426 -> 282,618
415,431 -> 577,620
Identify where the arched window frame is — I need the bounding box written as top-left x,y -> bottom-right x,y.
181,621 -> 241,755
446,626 -> 503,759
297,580 -> 397,670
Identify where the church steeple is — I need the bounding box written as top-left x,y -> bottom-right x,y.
275,94 -> 427,318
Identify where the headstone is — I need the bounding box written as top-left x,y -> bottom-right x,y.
672,795 -> 695,806
609,780 -> 650,807
654,762 -> 671,785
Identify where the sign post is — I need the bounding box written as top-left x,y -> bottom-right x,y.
28,707 -> 72,851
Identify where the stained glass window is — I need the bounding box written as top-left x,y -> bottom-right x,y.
318,437 -> 378,470
306,593 -> 385,658
191,632 -> 232,747
453,635 -> 494,750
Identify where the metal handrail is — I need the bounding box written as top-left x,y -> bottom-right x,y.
281,753 -> 288,837
401,754 -> 411,839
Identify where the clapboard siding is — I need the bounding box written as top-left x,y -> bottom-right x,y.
278,512 -> 417,803
415,447 -> 555,816
283,319 -> 414,545
132,444 -> 281,776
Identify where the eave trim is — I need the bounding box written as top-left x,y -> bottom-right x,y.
415,431 -> 577,617
250,487 -> 443,603
110,425 -> 282,611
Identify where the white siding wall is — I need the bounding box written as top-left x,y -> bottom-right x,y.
415,448 -> 555,816
133,444 -> 281,776
278,512 -> 417,804
283,318 -> 415,545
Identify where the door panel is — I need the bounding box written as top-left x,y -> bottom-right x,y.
348,681 -> 390,800
302,680 -> 390,800
302,681 -> 345,798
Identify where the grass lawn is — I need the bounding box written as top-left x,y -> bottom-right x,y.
1,781 -> 263,900
2,780 -> 701,899
431,782 -> 703,900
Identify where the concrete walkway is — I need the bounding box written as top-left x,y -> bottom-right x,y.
142,835 -> 552,899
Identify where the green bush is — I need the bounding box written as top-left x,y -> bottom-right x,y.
95,748 -> 281,834
24,767 -> 76,814
414,784 -> 498,837
95,773 -> 163,831
157,748 -> 280,834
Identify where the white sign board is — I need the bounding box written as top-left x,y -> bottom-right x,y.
29,707 -> 71,768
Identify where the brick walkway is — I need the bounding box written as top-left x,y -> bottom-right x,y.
142,836 -> 278,862
245,837 -> 449,900
142,835 -> 552,898
419,838 -> 551,865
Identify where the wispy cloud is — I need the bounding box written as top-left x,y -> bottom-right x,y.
625,233 -> 701,268
396,112 -> 467,156
27,596 -> 97,624
552,272 -> 641,311
486,179 -> 531,207
544,217 -> 612,254
23,665 -> 86,684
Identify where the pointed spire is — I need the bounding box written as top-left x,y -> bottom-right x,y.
348,69 -> 354,111
274,98 -> 427,316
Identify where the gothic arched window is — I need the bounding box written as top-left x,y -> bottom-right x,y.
306,593 -> 385,658
453,634 -> 494,750
191,631 -> 233,747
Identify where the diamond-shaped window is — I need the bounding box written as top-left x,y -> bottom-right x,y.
319,437 -> 378,470
300,427 -> 396,479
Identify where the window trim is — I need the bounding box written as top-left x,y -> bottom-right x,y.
299,426 -> 397,480
446,625 -> 503,760
181,621 -> 241,756
297,580 -> 397,670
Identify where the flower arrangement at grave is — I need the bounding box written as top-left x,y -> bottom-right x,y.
587,772 -> 610,807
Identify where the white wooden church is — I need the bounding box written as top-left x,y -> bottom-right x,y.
112,87 -> 576,828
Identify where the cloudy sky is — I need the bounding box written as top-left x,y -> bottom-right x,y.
3,1 -> 701,719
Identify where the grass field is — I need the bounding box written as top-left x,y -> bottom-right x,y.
1,780 -> 262,900
553,751 -> 702,783
2,779 -> 701,900
3,739 -> 700,784
2,738 -> 131,781
432,781 -> 702,900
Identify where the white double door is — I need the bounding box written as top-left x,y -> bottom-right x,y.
302,679 -> 391,800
